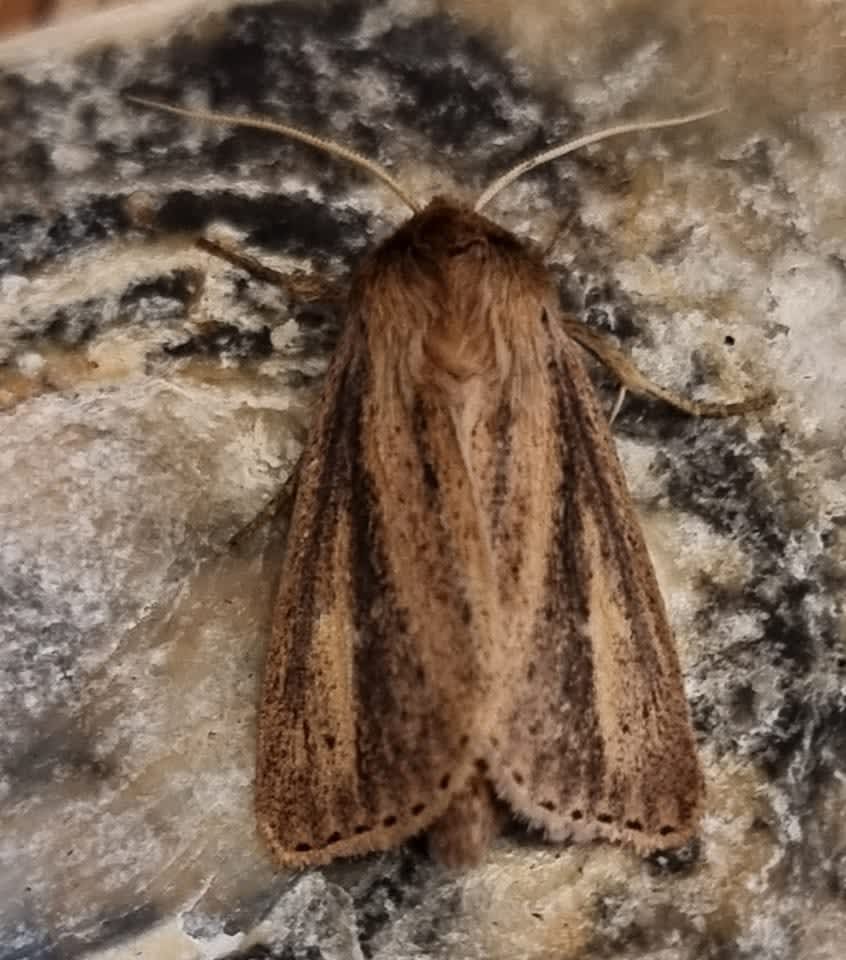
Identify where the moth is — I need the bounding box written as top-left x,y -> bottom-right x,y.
130,97 -> 768,867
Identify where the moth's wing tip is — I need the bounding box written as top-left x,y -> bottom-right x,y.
615,792 -> 704,856
256,814 -> 390,869
549,817 -> 703,859
614,795 -> 705,857
627,824 -> 701,856
499,774 -> 704,858
255,761 -> 480,868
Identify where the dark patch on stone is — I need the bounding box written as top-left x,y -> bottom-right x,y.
217,947 -> 275,960
556,264 -> 641,342
554,270 -> 582,316
75,102 -> 104,143
229,948 -> 309,960
352,874 -> 410,956
12,903 -> 162,960
128,0 -> 535,195
823,849 -> 846,900
692,574 -> 818,686
207,4 -> 317,110
651,421 -> 791,546
0,212 -> 41,275
119,269 -> 201,313
374,17 -> 522,145
163,321 -> 273,360
204,19 -> 274,108
646,412 -> 844,830
44,197 -> 126,261
142,191 -> 208,234
292,302 -> 343,354
151,190 -> 367,262
211,132 -> 267,172
593,898 -> 743,959
722,138 -> 775,182
251,4 -> 571,186
89,44 -> 121,85
343,850 -> 438,957
41,300 -> 101,346
763,697 -> 846,803
11,269 -> 203,355
2,725 -> 115,798
17,141 -> 53,181
644,838 -> 702,874
592,893 -> 649,951
728,681 -> 757,725
0,924 -> 61,960
183,876 -> 291,942
0,197 -> 127,275
80,903 -> 162,958
586,305 -> 609,327
650,226 -> 696,265
584,285 -> 603,308
279,367 -> 326,390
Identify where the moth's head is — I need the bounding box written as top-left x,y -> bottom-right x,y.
358,193 -> 549,306
375,195 -> 532,265
124,98 -> 722,389
355,195 -> 550,388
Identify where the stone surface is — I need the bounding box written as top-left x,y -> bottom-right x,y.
0,1 -> 844,958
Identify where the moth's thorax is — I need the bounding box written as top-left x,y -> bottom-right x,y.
352,197 -> 553,389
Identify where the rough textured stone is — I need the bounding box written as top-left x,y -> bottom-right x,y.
1,1 -> 843,958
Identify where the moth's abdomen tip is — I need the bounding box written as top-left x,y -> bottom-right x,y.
427,770 -> 505,868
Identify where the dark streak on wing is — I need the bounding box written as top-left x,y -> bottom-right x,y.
412,394 -> 441,505
291,356 -> 362,823
553,331 -> 699,831
347,366 -> 458,811
544,333 -> 606,805
490,391 -> 514,534
559,341 -> 665,686
346,355 -> 406,810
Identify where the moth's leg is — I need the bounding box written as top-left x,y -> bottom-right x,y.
193,239 -> 331,541
194,235 -> 341,304
229,459 -> 301,548
189,239 -> 330,541
560,316 -> 775,418
539,209 -> 577,258
124,198 -> 324,540
124,192 -> 341,304
608,386 -> 628,425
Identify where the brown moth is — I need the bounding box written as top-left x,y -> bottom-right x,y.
130,98 -> 767,867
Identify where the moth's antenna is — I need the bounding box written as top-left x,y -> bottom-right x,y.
474,107 -> 726,212
126,96 -> 421,214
